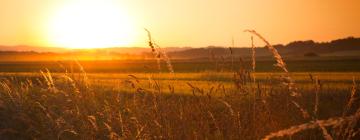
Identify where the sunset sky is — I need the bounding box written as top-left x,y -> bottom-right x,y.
0,0 -> 359,48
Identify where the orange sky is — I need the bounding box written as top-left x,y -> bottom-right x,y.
0,0 -> 359,48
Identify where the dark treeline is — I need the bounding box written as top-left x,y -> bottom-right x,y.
167,37 -> 360,59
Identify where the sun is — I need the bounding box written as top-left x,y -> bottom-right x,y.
47,0 -> 138,49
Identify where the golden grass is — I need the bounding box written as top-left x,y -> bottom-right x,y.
0,30 -> 358,139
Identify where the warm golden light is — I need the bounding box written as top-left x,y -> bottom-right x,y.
47,0 -> 138,49
1,0 -> 360,47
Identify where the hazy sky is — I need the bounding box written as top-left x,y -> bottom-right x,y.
0,0 -> 360,48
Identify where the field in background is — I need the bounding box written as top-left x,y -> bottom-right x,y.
0,57 -> 360,73
1,72 -> 358,94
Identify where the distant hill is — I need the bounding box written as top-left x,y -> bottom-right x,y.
0,46 -> 192,61
0,45 -> 190,54
0,37 -> 359,61
165,37 -> 360,59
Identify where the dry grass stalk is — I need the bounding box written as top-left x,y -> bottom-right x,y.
244,30 -> 298,96
128,75 -> 140,83
230,36 -> 235,71
312,77 -> 333,140
145,28 -> 161,71
144,28 -> 155,53
251,36 -> 256,72
75,60 -> 89,88
87,115 -> 98,131
57,129 -> 78,140
291,101 -> 310,119
217,99 -> 235,116
314,76 -> 320,117
237,112 -> 242,133
343,77 -> 357,116
208,111 -> 221,135
244,30 -> 311,124
40,69 -> 55,89
154,43 -> 174,74
250,35 -> 257,84
262,115 -> 357,140
339,78 -> 359,139
244,30 -> 287,72
0,81 -> 15,104
60,75 -> 80,93
144,29 -> 175,75
318,124 -> 333,140
118,112 -> 127,138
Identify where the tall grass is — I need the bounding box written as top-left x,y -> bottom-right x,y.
0,30 -> 358,140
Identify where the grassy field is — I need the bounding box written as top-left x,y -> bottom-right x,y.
0,32 -> 359,140
1,72 -> 358,93
0,69 -> 359,139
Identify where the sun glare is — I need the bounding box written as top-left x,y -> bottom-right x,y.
47,0 -> 138,49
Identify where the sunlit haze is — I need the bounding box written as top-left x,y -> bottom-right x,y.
0,0 -> 359,48
47,0 -> 138,49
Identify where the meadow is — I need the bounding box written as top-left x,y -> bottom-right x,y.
0,31 -> 359,140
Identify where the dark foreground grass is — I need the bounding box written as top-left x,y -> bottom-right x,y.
0,72 -> 359,140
